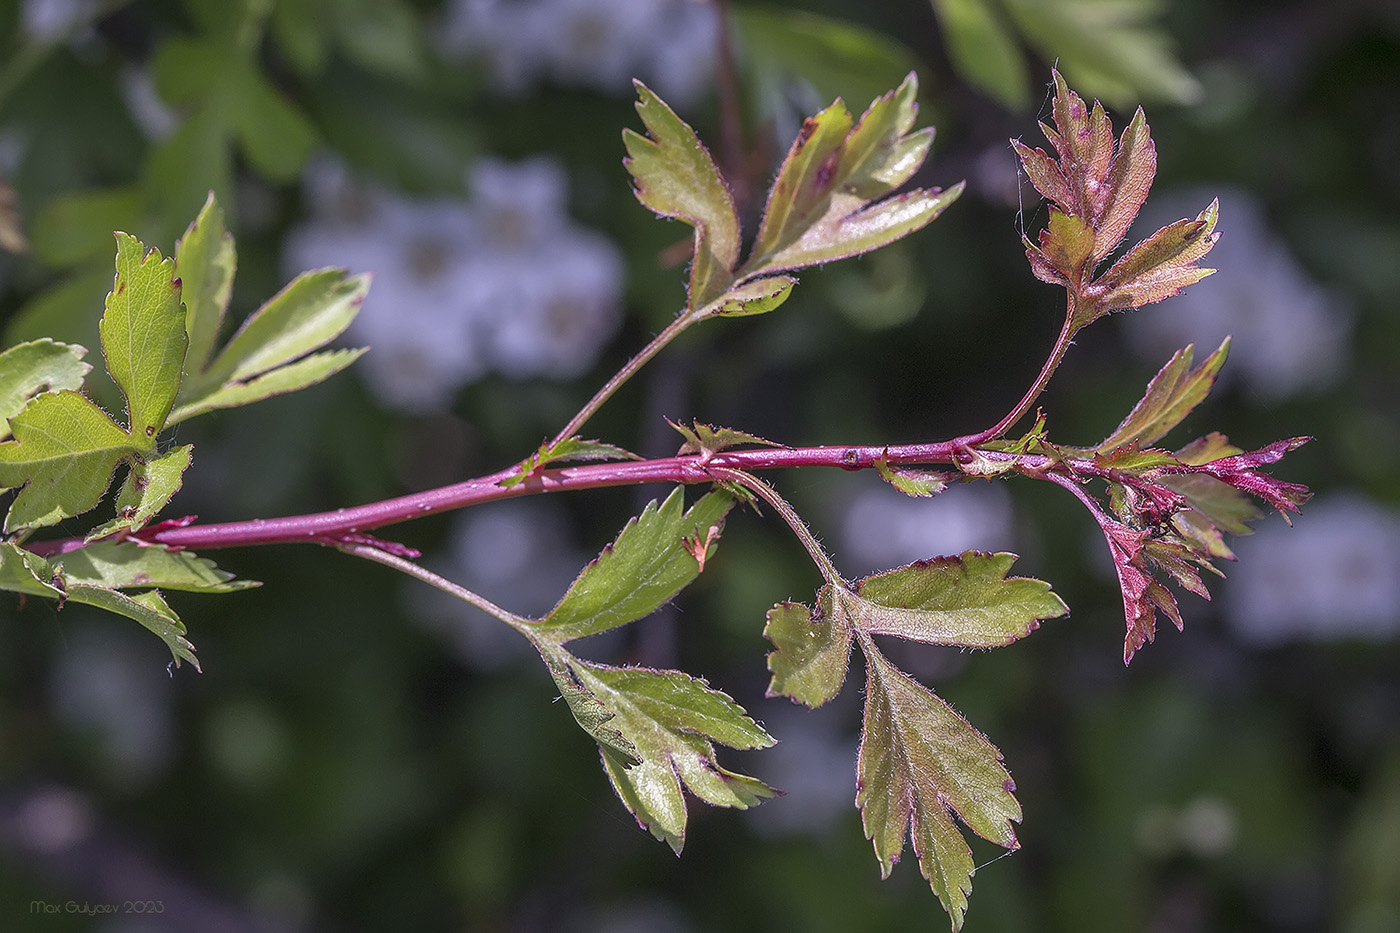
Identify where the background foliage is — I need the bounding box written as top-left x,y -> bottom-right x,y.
1,1 -> 1398,930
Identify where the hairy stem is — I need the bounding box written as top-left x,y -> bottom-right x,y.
707,467 -> 846,586
336,541 -> 531,634
549,310 -> 696,448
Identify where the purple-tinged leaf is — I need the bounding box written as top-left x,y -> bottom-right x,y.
1093,200 -> 1220,314
1094,107 -> 1156,258
624,82 -> 741,310
1095,340 -> 1230,453
856,634 -> 1020,930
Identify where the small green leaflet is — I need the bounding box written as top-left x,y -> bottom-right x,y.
700,275 -> 796,319
669,420 -> 780,459
176,192 -> 237,374
536,487 -> 733,641
86,444 -> 194,540
875,456 -> 952,497
764,587 -> 854,708
500,435 -> 641,489
556,653 -> 776,853
623,83 -> 741,310
0,339 -> 91,439
856,634 -> 1020,931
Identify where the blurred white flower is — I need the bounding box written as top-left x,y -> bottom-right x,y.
1225,494 -> 1400,645
839,476 -> 1017,577
1125,187 -> 1350,399
284,155 -> 624,411
20,0 -> 100,42
441,0 -> 718,105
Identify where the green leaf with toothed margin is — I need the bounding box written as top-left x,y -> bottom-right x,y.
558,653 -> 776,853
764,585 -> 854,708
0,339 -> 91,440
623,82 -> 741,310
537,488 -> 733,641
850,551 -> 1067,648
86,444 -> 194,540
0,390 -> 140,532
100,233 -> 187,446
857,634 -> 1021,931
745,74 -> 958,276
1095,340 -> 1230,455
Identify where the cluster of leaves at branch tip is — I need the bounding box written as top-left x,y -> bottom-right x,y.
0,192 -> 369,668
1016,70 -> 1219,332
623,71 -> 963,322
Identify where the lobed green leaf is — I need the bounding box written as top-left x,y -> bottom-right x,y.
857,636 -> 1021,930
850,552 -> 1067,648
624,84 -> 741,310
670,420 -> 780,458
0,541 -> 65,599
764,588 -> 854,708
566,656 -> 776,853
52,539 -> 256,593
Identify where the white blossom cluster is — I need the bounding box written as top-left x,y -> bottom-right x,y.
439,0 -> 719,105
1225,494 -> 1400,646
284,156 -> 624,411
1126,187 -> 1350,399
